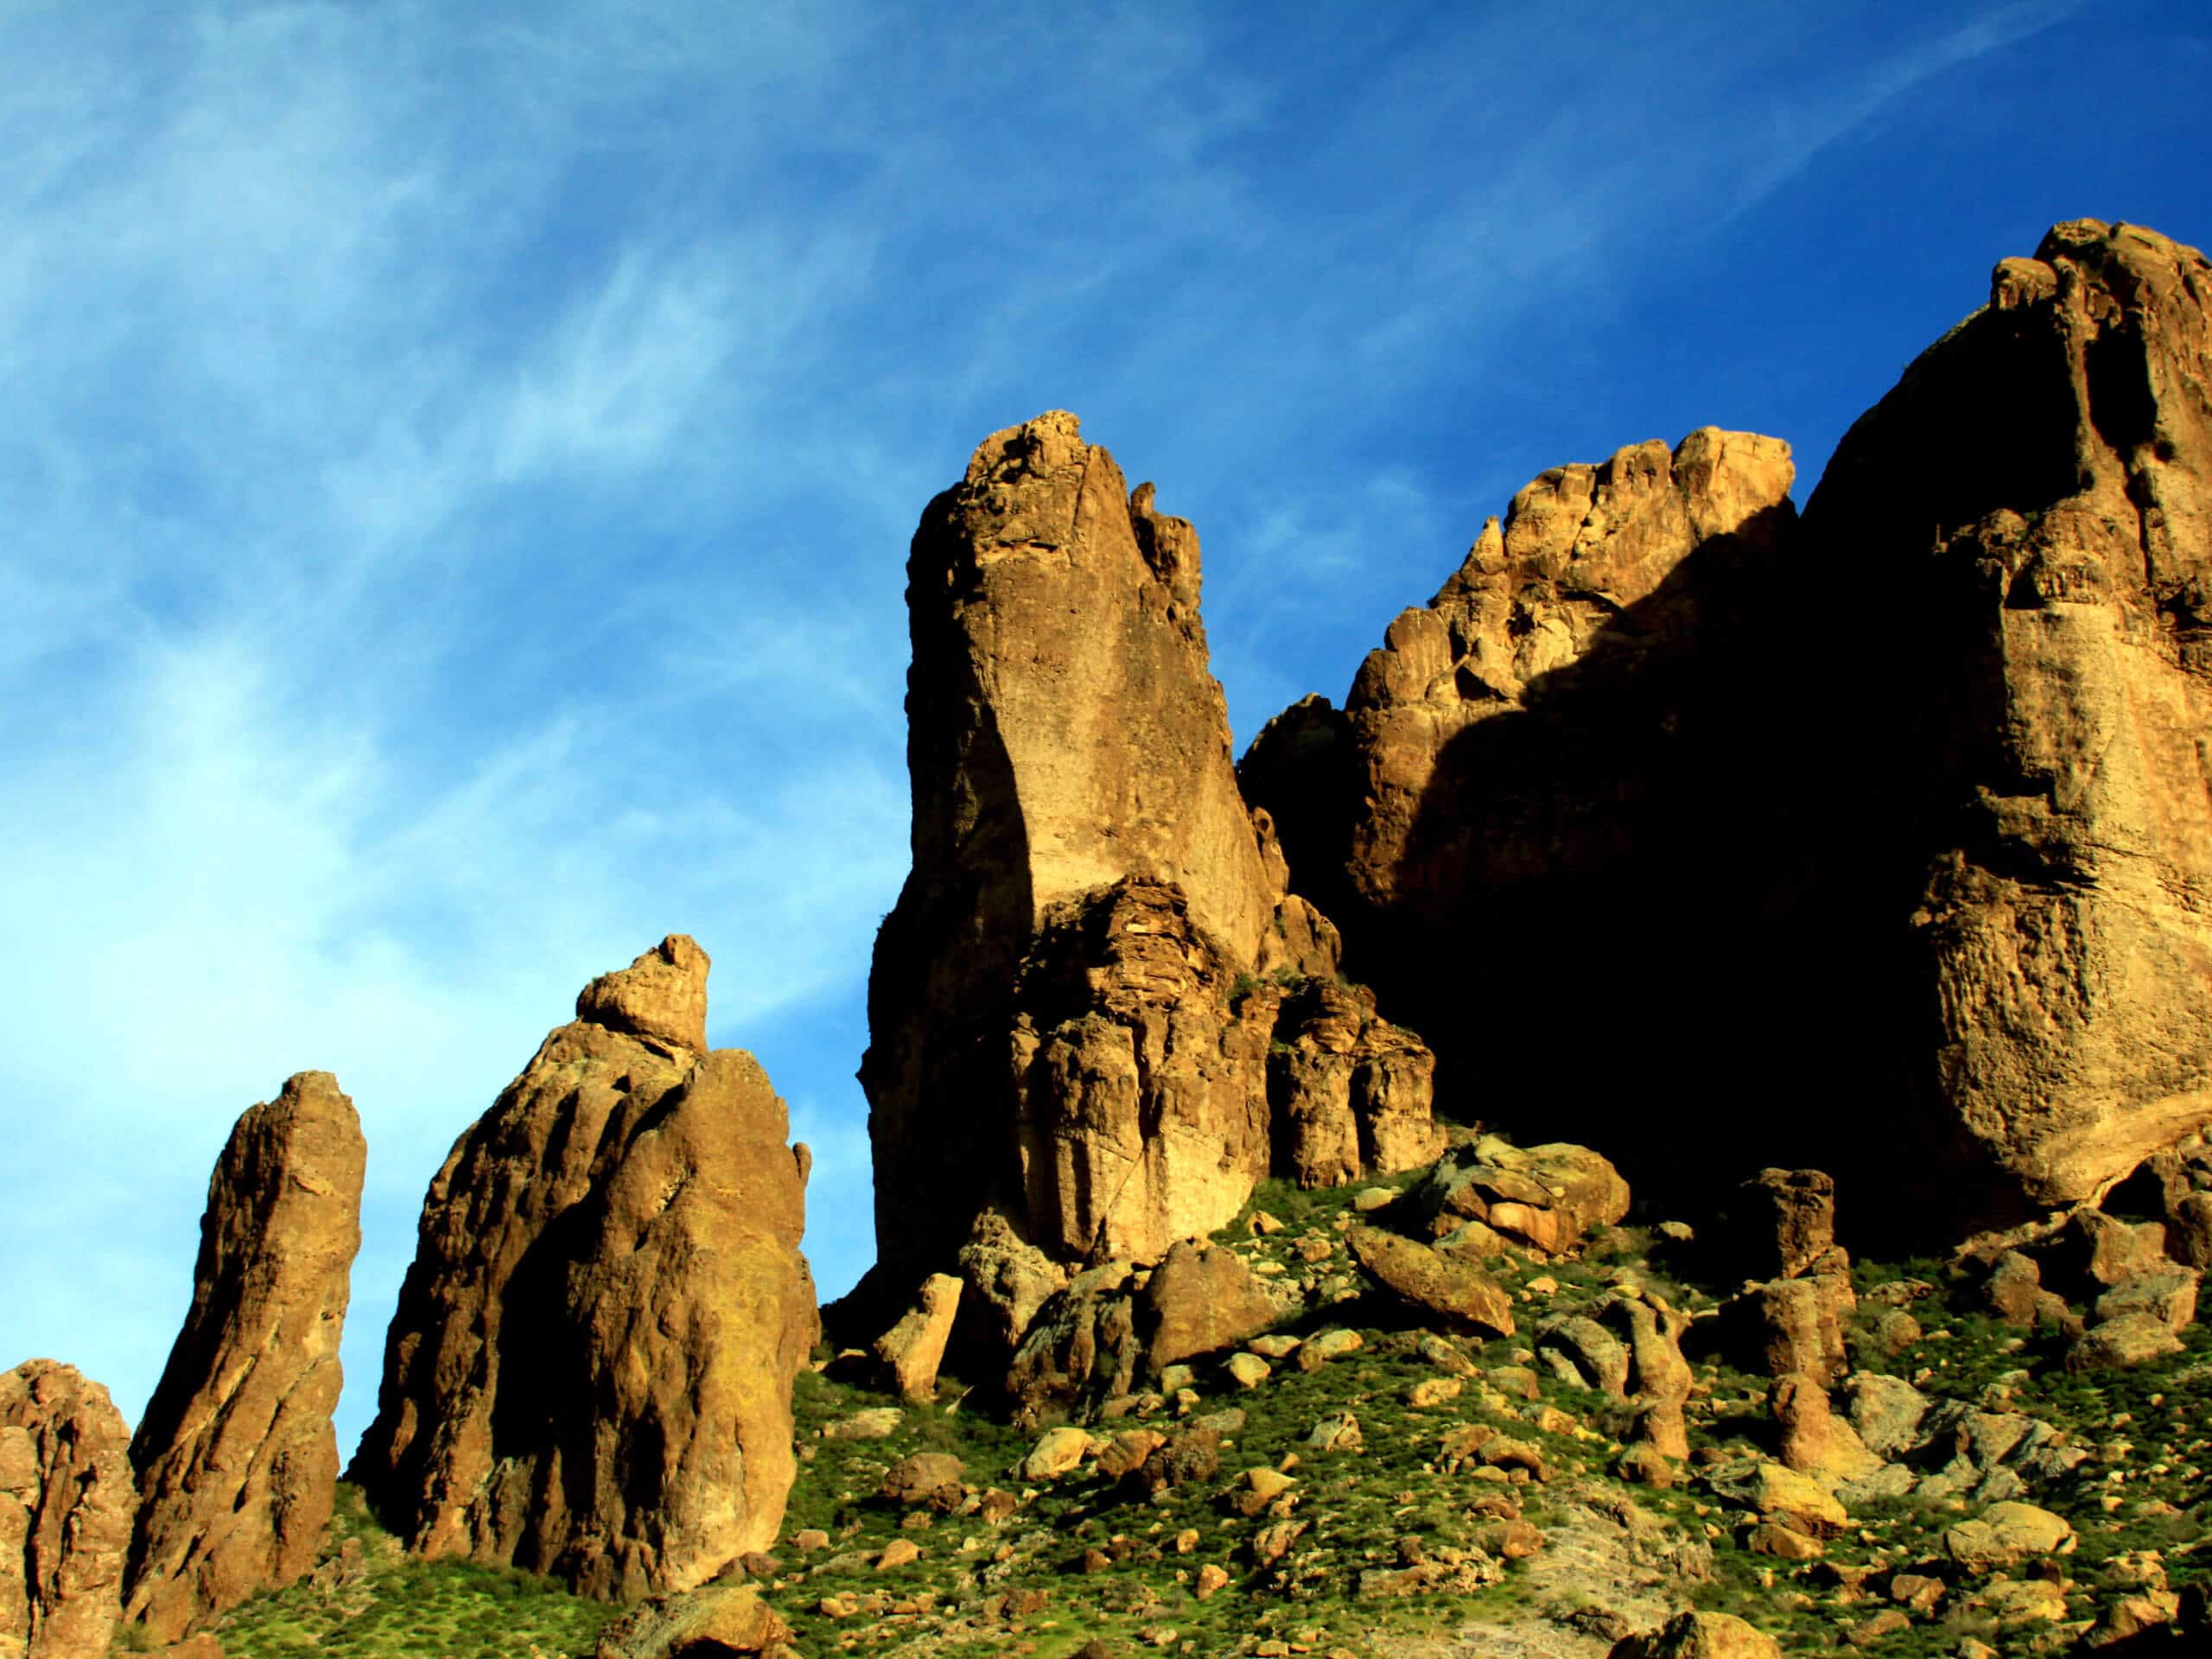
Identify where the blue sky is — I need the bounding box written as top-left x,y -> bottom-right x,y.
3,0 -> 2206,1462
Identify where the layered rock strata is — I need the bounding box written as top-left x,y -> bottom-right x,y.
0,1360 -> 135,1659
124,1071 -> 367,1641
864,412 -> 1438,1306
349,937 -> 817,1599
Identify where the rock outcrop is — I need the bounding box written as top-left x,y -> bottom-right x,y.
124,1071 -> 366,1642
348,937 -> 818,1599
862,412 -> 1437,1313
1242,429 -> 1799,1200
1247,219 -> 2212,1240
1794,219 -> 2212,1223
0,1361 -> 136,1659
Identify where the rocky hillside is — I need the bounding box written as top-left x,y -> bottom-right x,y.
3,217 -> 2209,1659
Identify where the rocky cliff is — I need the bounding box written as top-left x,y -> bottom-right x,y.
862,412 -> 1436,1307
348,936 -> 818,1599
0,1361 -> 135,1659
1794,218 -> 2212,1224
1245,219 -> 2212,1242
124,1071 -> 366,1642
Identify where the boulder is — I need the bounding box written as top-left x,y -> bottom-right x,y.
1408,1138 -> 1630,1257
1739,1169 -> 1835,1281
1609,1611 -> 1783,1659
955,1210 -> 1068,1355
861,414 -> 1435,1281
1346,1226 -> 1515,1335
1004,1262 -> 1141,1424
1943,1501 -> 2075,1573
1608,1294 -> 1694,1459
347,938 -> 819,1599
592,1583 -> 791,1658
879,1454 -> 964,1510
124,1071 -> 366,1642
872,1273 -> 962,1403
1535,1316 -> 1630,1396
1705,1461 -> 1848,1538
1770,1374 -> 1882,1484
2068,1311 -> 2185,1370
1845,1372 -> 1929,1460
1139,1241 -> 1279,1375
0,1361 -> 135,1659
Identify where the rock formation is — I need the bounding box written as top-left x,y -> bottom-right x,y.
349,936 -> 818,1599
0,1361 -> 135,1659
862,411 -> 1438,1313
124,1071 -> 366,1642
1248,219 -> 2212,1240
1793,218 -> 2212,1223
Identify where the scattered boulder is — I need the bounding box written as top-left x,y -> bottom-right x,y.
1770,1374 -> 1881,1484
592,1583 -> 791,1658
955,1211 -> 1069,1356
0,1362 -> 135,1659
1704,1461 -> 1848,1538
1609,1609 -> 1783,1658
347,938 -> 820,1599
124,1071 -> 366,1642
1346,1226 -> 1514,1335
879,1454 -> 964,1510
1004,1262 -> 1140,1423
871,1273 -> 962,1404
1609,1294 -> 1694,1459
2068,1311 -> 2184,1370
1408,1138 -> 1630,1257
1943,1501 -> 2075,1573
1535,1316 -> 1630,1396
2094,1264 -> 2200,1332
1020,1427 -> 1092,1483
1845,1372 -> 1929,1460
1139,1242 -> 1279,1376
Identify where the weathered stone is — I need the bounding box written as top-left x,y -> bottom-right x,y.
1608,1610 -> 1783,1659
1224,1353 -> 1272,1389
592,1582 -> 791,1658
1020,1427 -> 1092,1483
1607,1295 -> 1694,1460
863,414 -> 1433,1281
2094,1264 -> 2200,1332
348,938 -> 818,1599
1741,1169 -> 1835,1281
1944,1501 -> 2075,1573
955,1211 -> 1068,1355
124,1071 -> 365,1642
1268,977 -> 1442,1187
1003,1262 -> 1140,1423
1408,1138 -> 1630,1257
0,1363 -> 134,1659
1709,1271 -> 1852,1384
1535,1316 -> 1630,1396
1705,1461 -> 1848,1537
1140,1242 -> 1279,1375
1770,1374 -> 1882,1484
879,1454 -> 964,1509
2068,1311 -> 2185,1370
1347,1226 -> 1514,1335
1845,1373 -> 1929,1460
873,1274 -> 962,1404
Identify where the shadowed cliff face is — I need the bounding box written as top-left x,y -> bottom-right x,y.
1246,221 -> 2212,1242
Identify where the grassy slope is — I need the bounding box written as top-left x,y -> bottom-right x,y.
170,1167 -> 2212,1659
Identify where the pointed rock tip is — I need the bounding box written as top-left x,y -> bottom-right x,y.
963,409 -> 1090,485
575,933 -> 711,1052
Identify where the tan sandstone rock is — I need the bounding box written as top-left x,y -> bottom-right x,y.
1140,1241 -> 1279,1376
873,1274 -> 962,1404
348,938 -> 818,1599
1798,219 -> 2212,1223
1411,1138 -> 1630,1257
124,1071 -> 366,1642
1267,977 -> 1442,1186
1347,1226 -> 1515,1336
862,412 -> 1436,1317
0,1361 -> 135,1659
1610,1609 -> 1784,1659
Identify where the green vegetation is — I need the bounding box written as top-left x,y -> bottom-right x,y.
162,1171 -> 2212,1656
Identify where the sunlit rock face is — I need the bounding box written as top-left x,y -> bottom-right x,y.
124,1071 -> 365,1642
862,412 -> 1435,1305
0,1360 -> 136,1659
348,936 -> 818,1600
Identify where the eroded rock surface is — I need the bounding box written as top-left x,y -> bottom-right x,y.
1796,219 -> 2212,1221
349,937 -> 817,1599
863,412 -> 1436,1311
0,1361 -> 135,1659
125,1071 -> 366,1641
